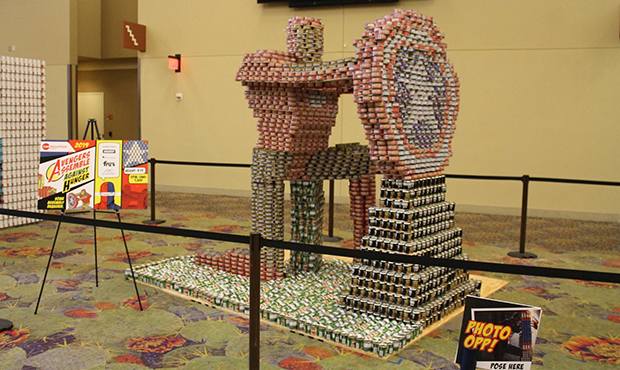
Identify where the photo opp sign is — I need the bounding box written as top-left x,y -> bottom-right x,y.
456,296 -> 542,370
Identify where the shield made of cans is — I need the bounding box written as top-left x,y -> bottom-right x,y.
353,9 -> 460,179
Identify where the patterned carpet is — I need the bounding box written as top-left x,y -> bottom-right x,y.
0,192 -> 618,369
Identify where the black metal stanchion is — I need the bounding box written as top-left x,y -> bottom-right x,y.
34,212 -> 64,314
143,158 -> 165,225
323,179 -> 342,242
508,175 -> 537,259
249,232 -> 261,370
117,210 -> 143,311
93,211 -> 99,286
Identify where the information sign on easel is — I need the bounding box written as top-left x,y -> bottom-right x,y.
38,142 -> 149,211
35,119 -> 149,314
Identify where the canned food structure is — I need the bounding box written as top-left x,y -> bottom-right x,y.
237,9 -> 461,280
290,180 -> 324,272
341,175 -> 478,327
0,56 -> 46,228
129,9 -> 477,357
129,257 -> 454,357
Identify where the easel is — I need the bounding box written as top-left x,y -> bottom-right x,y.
82,118 -> 102,140
34,119 -> 143,314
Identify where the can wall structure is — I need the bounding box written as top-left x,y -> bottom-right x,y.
0,56 -> 46,228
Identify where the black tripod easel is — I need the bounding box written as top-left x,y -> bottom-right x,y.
83,118 -> 102,140
34,119 -> 143,314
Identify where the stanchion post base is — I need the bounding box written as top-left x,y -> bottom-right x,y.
0,319 -> 13,332
507,251 -> 537,259
142,219 -> 166,225
323,235 -> 343,243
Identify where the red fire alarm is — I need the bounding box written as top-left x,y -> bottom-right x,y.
168,54 -> 181,72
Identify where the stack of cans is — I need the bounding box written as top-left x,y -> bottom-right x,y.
244,86 -> 340,157
237,8 -> 460,183
250,148 -> 287,281
0,56 -> 46,228
129,256 -> 431,357
194,248 -> 247,274
236,54 -> 355,86
349,173 -> 376,249
290,180 -> 324,272
287,17 -> 324,64
251,179 -> 285,281
251,180 -> 285,240
341,175 -> 480,327
304,143 -> 374,181
194,247 -> 284,281
250,143 -> 378,277
239,19 -> 341,163
251,148 -> 291,182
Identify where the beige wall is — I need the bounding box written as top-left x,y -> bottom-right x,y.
78,0 -> 101,59
77,0 -> 138,59
45,65 -> 72,140
0,0 -> 75,65
101,0 -> 138,59
138,0 -> 619,221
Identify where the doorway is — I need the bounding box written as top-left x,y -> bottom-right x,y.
76,66 -> 140,140
77,92 -> 105,139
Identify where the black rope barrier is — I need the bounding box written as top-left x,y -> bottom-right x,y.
444,174 -> 620,186
0,209 -> 248,245
529,176 -> 620,187
149,158 -> 620,187
154,159 -> 251,168
148,161 -> 620,187
148,158 -> 619,260
263,239 -> 620,284
1,208 -> 619,284
444,174 -> 522,181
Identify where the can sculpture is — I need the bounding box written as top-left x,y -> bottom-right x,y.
235,8 -> 477,325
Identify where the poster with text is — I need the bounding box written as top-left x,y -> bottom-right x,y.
38,140 -> 148,211
455,296 -> 542,370
38,140 -> 96,210
121,140 -> 149,209
94,141 -> 122,210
